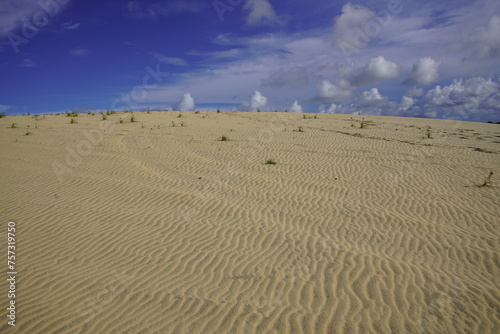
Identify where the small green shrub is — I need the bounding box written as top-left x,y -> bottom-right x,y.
24,125 -> 32,136
360,118 -> 366,129
11,123 -> 17,128
481,172 -> 493,187
70,118 -> 77,124
265,159 -> 276,165
220,136 -> 229,141
0,112 -> 6,118
303,114 -> 318,119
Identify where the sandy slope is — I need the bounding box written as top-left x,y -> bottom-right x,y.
0,111 -> 499,334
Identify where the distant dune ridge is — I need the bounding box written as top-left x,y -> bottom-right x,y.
0,111 -> 499,334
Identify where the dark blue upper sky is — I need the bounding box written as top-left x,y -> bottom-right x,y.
1,0 -> 499,121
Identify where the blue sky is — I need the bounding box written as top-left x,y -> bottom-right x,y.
1,0 -> 499,121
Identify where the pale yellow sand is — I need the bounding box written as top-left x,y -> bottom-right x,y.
0,111 -> 499,334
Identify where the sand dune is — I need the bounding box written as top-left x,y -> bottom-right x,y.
1,111 -> 499,333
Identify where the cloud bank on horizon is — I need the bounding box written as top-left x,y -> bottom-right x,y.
0,0 -> 499,122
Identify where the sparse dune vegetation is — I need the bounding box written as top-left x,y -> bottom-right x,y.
481,171 -> 493,187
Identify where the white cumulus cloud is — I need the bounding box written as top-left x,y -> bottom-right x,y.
362,88 -> 383,101
425,77 -> 498,106
318,104 -> 338,113
349,88 -> 397,116
348,56 -> 400,86
317,79 -> 353,103
244,91 -> 267,111
405,76 -> 500,121
174,93 -> 195,111
399,96 -> 414,111
403,57 -> 440,86
288,100 -> 303,113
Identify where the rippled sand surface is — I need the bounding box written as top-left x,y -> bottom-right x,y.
1,111 -> 499,333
